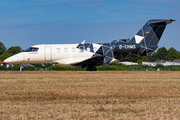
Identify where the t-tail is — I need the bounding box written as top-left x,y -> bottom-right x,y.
112,19 -> 175,60
132,19 -> 175,56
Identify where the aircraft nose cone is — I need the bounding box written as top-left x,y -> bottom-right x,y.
4,57 -> 12,63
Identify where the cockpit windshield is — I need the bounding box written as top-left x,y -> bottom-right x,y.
24,47 -> 39,52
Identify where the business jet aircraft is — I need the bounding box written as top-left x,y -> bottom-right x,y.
4,19 -> 175,71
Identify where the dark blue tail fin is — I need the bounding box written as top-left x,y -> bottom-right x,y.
131,19 -> 175,56
111,19 -> 175,60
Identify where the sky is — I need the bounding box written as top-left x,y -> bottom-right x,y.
0,0 -> 179,51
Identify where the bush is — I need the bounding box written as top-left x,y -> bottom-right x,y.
36,67 -> 40,71
127,65 -> 155,71
97,65 -> 128,71
48,66 -> 85,71
6,66 -> 20,71
0,66 -> 6,70
155,64 -> 164,69
163,65 -> 180,71
23,67 -> 35,71
109,62 -> 125,66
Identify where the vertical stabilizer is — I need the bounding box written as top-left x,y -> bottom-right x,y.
133,19 -> 175,46
131,19 -> 175,56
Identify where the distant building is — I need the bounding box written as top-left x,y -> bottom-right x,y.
120,62 -> 138,65
142,60 -> 180,66
120,59 -> 180,66
0,61 -> 6,67
0,61 -> 13,68
174,59 -> 180,63
164,62 -> 180,66
142,62 -> 158,66
154,60 -> 166,63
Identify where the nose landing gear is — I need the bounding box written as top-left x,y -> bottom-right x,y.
20,63 -> 24,71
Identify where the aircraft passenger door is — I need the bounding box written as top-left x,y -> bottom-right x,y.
45,46 -> 52,61
22,53 -> 29,62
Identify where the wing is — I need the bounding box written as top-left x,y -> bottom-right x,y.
70,55 -> 105,68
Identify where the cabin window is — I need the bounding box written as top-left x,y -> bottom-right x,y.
24,47 -> 39,52
94,47 -> 97,53
64,48 -> 68,52
87,48 -> 90,52
72,48 -> 75,52
57,48 -> 60,53
79,46 -> 83,52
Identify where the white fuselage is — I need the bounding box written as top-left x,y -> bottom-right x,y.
4,44 -> 109,67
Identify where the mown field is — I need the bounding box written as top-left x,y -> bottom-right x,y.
1,71 -> 180,119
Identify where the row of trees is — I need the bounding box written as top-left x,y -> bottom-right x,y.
153,47 -> 180,61
0,42 -> 22,61
0,41 -> 180,62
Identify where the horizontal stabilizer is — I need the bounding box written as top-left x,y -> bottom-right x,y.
149,19 -> 175,25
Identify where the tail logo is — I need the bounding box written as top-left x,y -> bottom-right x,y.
135,35 -> 144,44
145,31 -> 149,34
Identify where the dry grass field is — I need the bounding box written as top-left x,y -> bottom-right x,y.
1,71 -> 180,119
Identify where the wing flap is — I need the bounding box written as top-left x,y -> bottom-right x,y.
70,55 -> 105,67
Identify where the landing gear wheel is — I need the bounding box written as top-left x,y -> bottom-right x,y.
86,66 -> 97,71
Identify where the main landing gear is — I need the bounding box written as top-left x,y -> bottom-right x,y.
86,66 -> 97,71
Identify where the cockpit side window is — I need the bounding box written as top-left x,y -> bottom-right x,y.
24,47 -> 39,52
79,46 -> 84,53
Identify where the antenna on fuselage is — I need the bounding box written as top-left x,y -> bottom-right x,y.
81,40 -> 85,44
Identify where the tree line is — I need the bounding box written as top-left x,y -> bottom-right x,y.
0,42 -> 22,61
0,41 -> 180,62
